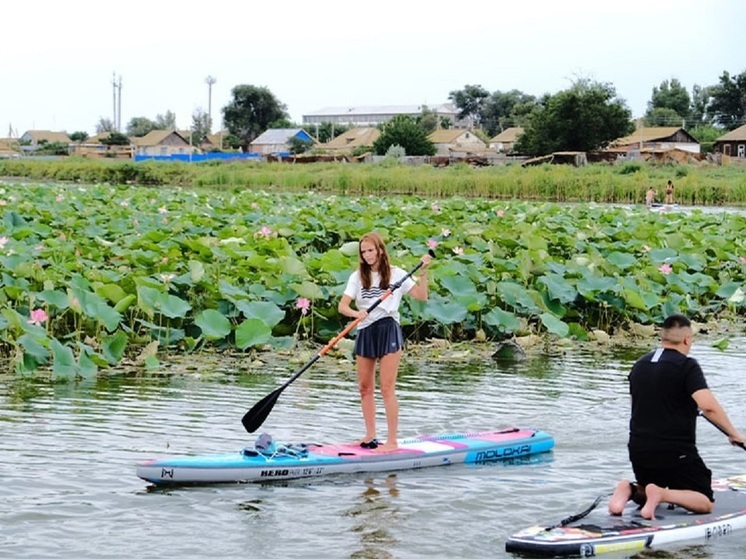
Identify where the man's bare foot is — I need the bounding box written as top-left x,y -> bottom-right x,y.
609,480 -> 632,515
373,441 -> 398,453
640,484 -> 663,520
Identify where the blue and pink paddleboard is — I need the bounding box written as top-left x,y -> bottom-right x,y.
136,427 -> 554,485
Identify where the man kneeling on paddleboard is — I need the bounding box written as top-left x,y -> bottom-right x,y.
609,314 -> 746,520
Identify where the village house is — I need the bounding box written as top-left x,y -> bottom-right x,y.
489,127 -> 524,153
428,129 -> 487,156
611,125 -> 700,154
19,130 -> 72,154
713,123 -> 746,159
321,127 -> 380,154
250,128 -> 316,155
132,130 -> 191,157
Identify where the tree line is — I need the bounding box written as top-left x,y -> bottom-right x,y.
75,68 -> 745,158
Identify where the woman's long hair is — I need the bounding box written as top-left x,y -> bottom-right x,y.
358,231 -> 391,290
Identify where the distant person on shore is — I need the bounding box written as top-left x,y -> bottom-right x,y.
645,187 -> 656,208
608,314 -> 746,520
665,180 -> 675,204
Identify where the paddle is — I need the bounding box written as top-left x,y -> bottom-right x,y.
241,249 -> 436,433
698,410 -> 746,450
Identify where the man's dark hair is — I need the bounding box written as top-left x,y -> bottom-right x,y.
662,314 -> 690,329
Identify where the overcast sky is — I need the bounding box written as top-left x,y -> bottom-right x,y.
3,0 -> 744,136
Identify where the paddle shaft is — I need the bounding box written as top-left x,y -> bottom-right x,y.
698,410 -> 746,450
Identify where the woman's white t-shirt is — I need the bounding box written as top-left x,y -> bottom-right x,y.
343,267 -> 415,330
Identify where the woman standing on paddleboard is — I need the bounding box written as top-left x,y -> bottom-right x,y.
338,232 -> 432,452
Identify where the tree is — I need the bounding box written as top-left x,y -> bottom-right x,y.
708,70 -> 746,130
126,117 -> 157,137
481,90 -> 537,136
69,131 -> 89,142
155,111 -> 177,130
647,79 -> 690,119
372,115 -> 435,156
96,117 -> 115,134
689,84 -> 713,126
191,109 -> 212,146
644,107 -> 684,127
416,105 -> 440,134
287,136 -> 314,155
515,80 -> 634,156
448,84 -> 490,129
222,85 -> 289,152
101,132 -> 131,146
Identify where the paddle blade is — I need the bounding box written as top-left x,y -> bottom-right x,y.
241,389 -> 282,433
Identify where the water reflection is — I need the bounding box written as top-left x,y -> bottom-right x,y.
345,475 -> 400,559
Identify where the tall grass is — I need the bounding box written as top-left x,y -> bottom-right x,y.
1,157 -> 745,205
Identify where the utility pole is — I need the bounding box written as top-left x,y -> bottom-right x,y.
205,75 -> 216,132
112,73 -> 123,132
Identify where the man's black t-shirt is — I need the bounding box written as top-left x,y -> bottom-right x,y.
627,347 -> 708,467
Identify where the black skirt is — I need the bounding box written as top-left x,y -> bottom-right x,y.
354,317 -> 404,358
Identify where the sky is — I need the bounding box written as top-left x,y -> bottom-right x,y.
3,0 -> 745,137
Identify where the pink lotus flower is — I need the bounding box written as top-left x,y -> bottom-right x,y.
0,236 -> 8,249
496,209 -> 505,217
659,263 -> 673,275
431,203 -> 440,212
296,297 -> 311,315
56,194 -> 65,202
427,239 -> 438,249
255,226 -> 273,239
28,308 -> 48,326
740,256 -> 746,265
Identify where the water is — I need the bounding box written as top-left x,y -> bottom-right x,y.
1,336 -> 745,559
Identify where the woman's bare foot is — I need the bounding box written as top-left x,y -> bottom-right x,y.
373,441 -> 398,453
640,484 -> 664,520
609,480 -> 632,515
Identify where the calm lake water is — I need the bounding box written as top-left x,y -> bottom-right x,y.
1,335 -> 745,559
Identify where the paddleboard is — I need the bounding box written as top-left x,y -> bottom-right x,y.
136,427 -> 554,485
505,474 -> 746,556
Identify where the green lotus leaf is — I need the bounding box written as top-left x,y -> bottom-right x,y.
606,251 -> 637,270
340,241 -> 359,257
102,331 -> 128,365
188,260 -> 206,283
195,309 -> 232,340
37,289 -> 69,310
424,297 -> 467,325
540,312 -> 570,337
18,333 -> 49,362
114,294 -> 136,313
72,288 -> 122,331
538,273 -> 577,304
483,307 -> 521,333
496,281 -> 541,313
51,338 -> 77,380
235,301 -> 285,328
95,283 -> 127,305
235,318 -> 272,349
647,248 -> 678,263
279,256 -> 308,277
292,281 -> 325,300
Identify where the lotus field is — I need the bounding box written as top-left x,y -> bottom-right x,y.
0,181 -> 745,377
